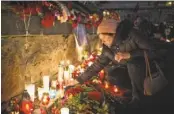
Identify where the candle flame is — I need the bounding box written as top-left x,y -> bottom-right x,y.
105,82 -> 109,89
25,104 -> 30,110
114,86 -> 118,93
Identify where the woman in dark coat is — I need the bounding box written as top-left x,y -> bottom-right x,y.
76,18 -> 158,104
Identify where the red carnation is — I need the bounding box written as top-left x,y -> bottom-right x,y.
75,86 -> 83,92
41,13 -> 55,28
65,86 -> 84,96
88,91 -> 102,102
36,7 -> 42,13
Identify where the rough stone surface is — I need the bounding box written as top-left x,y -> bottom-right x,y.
1,34 -> 100,102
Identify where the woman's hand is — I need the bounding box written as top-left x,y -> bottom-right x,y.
115,52 -> 131,62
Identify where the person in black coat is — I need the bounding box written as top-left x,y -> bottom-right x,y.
75,18 -> 158,104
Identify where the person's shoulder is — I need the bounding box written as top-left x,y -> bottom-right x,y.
129,27 -> 144,38
129,27 -> 141,35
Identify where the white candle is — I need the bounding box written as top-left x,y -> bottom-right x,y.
58,65 -> 64,82
25,84 -> 35,102
37,88 -> 44,100
69,78 -> 74,85
60,107 -> 69,114
43,76 -> 50,92
69,65 -> 75,78
64,71 -> 69,80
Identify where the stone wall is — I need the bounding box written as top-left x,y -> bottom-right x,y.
1,34 -> 100,102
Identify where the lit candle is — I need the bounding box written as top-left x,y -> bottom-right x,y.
69,65 -> 75,78
114,85 -> 118,93
99,70 -> 105,80
37,88 -> 44,100
103,11 -> 106,16
25,84 -> 35,102
41,93 -> 50,105
105,82 -> 109,89
43,76 -> 50,92
60,107 -> 69,114
25,104 -> 30,110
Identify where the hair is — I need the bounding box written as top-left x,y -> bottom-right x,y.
115,19 -> 134,41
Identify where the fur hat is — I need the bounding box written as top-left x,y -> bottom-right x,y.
97,19 -> 118,34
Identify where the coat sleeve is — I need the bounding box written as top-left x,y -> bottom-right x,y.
129,29 -> 157,59
76,47 -> 112,84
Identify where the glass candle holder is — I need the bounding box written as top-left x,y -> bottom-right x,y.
41,92 -> 50,105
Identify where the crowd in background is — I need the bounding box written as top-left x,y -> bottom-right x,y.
132,16 -> 174,42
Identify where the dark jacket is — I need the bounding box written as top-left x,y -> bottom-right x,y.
77,20 -> 157,84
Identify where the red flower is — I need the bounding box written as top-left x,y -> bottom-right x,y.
65,86 -> 84,96
23,8 -> 31,15
41,13 -> 55,28
84,81 -> 91,85
88,91 -> 102,102
98,70 -> 105,81
36,6 -> 42,14
70,14 -> 74,19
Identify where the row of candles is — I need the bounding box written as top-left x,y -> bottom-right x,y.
24,60 -> 77,114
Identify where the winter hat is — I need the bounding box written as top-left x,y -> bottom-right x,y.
97,19 -> 118,34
